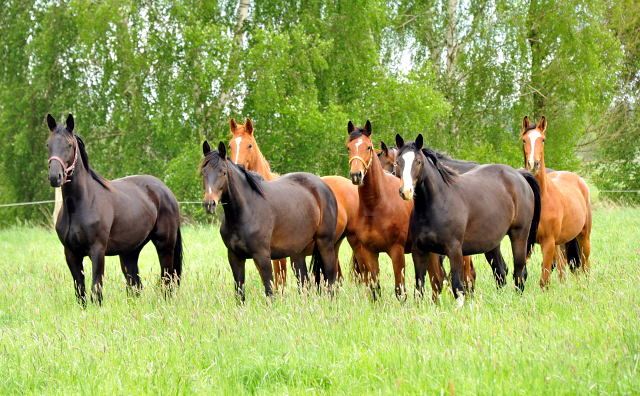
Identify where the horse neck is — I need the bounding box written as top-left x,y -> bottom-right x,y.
414,158 -> 444,212
221,163 -> 252,218
250,143 -> 278,181
358,153 -> 385,211
536,155 -> 549,194
60,154 -> 93,201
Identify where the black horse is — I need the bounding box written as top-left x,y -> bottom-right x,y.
200,141 -> 338,300
395,134 -> 541,303
46,114 -> 182,305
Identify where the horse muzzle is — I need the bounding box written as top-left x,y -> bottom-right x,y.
48,170 -> 63,188
399,187 -> 413,201
202,199 -> 217,214
526,160 -> 540,175
350,171 -> 363,186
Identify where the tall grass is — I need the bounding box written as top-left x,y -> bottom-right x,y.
0,207 -> 639,394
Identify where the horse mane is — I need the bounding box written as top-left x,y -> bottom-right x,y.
251,140 -> 280,178
53,126 -> 112,191
431,150 -> 478,167
421,147 -> 458,186
348,127 -> 368,142
523,123 -> 538,133
200,150 -> 267,199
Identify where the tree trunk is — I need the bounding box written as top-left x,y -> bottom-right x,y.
527,0 -> 545,119
217,0 -> 251,110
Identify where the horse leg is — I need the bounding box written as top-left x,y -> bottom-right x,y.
272,258 -> 287,291
416,251 -> 444,302
554,245 -> 567,282
577,231 -> 591,278
253,250 -> 275,297
290,253 -> 309,289
64,247 -> 86,306
333,237 -> 345,283
539,237 -> 556,289
315,234 -> 337,289
119,246 -> 144,295
89,245 -> 107,305
347,234 -> 366,282
508,226 -> 531,292
448,245 -> 466,304
484,247 -> 508,288
388,244 -> 407,299
151,234 -> 177,293
463,255 -> 476,293
228,250 -> 247,302
360,247 -> 381,298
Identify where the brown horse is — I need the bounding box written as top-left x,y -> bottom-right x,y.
347,121 -> 440,298
227,118 -> 364,287
46,114 -> 182,305
521,116 -> 592,286
378,141 -> 399,176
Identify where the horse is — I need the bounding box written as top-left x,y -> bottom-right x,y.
46,114 -> 183,305
200,141 -> 338,299
347,120 -> 432,298
520,116 -> 592,286
227,118 -> 364,287
395,134 -> 541,303
379,140 -> 501,294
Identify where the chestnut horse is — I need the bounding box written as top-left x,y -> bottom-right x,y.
395,134 -> 541,303
200,141 -> 338,299
521,116 -> 592,286
46,114 -> 182,305
227,118 -> 364,287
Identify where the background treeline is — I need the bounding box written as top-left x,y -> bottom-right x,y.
1,0 -> 638,225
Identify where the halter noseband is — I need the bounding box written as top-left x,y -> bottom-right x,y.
349,154 -> 373,177
48,137 -> 78,184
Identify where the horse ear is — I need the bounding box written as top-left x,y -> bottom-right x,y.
230,118 -> 238,133
522,116 -> 530,132
203,141 -> 211,156
364,120 -> 372,136
66,114 -> 74,132
415,134 -> 424,150
217,141 -> 227,160
539,116 -> 547,133
47,114 -> 57,131
347,121 -> 354,135
395,134 -> 405,148
380,140 -> 388,155
245,118 -> 254,135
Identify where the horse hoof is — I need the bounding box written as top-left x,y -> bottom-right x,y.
456,295 -> 465,308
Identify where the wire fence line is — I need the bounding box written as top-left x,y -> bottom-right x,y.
0,200 -> 204,208
1,190 -> 638,208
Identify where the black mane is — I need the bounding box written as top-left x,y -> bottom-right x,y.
200,150 -> 266,199
524,123 -> 538,133
348,126 -> 368,142
432,150 -> 478,167
399,142 -> 458,186
54,126 -> 111,191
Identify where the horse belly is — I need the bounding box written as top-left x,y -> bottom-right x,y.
105,216 -> 155,255
269,201 -> 320,258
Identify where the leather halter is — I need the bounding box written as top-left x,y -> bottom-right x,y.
48,137 -> 78,184
349,153 -> 373,178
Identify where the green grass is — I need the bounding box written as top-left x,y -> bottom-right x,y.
1,207 -> 639,395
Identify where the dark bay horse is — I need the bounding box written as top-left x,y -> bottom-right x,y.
521,116 -> 592,286
227,118 -> 364,287
395,134 -> 541,304
46,114 -> 182,305
200,141 -> 338,299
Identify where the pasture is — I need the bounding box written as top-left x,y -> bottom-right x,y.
1,205 -> 639,394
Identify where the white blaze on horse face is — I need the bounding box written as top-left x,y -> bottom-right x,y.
234,137 -> 242,163
401,152 -> 415,194
355,138 -> 363,154
208,187 -> 212,195
527,130 -> 542,163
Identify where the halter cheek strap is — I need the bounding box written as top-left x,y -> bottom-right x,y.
48,138 -> 78,184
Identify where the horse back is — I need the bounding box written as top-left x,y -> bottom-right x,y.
548,171 -> 591,235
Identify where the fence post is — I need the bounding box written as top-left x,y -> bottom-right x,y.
53,187 -> 62,225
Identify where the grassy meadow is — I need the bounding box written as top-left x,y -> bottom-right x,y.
0,205 -> 639,394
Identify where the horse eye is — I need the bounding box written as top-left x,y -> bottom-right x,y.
542,139 -> 545,143
222,171 -> 227,176
68,143 -> 72,148
347,147 -> 351,151
248,144 -> 252,149
417,160 -> 422,165
523,139 -> 526,143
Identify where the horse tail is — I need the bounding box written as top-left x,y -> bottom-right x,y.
310,243 -> 324,287
173,226 -> 183,284
566,238 -> 581,271
518,170 -> 541,258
